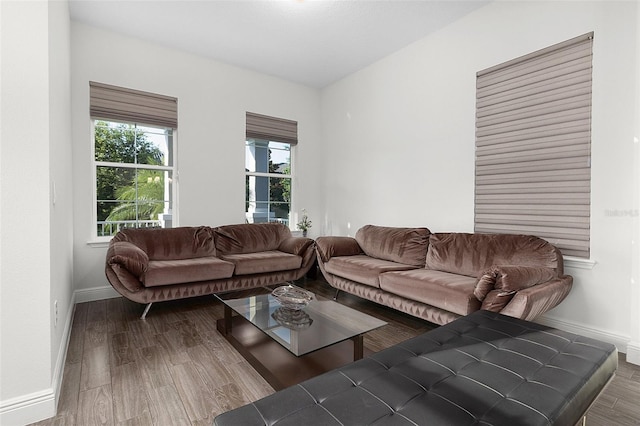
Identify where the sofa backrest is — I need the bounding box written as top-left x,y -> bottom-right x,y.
355,225 -> 431,267
215,222 -> 290,255
112,226 -> 216,260
425,233 -> 563,277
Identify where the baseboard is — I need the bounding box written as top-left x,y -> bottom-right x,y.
626,341 -> 640,366
52,292 -> 77,407
74,284 -> 120,303
0,388 -> 57,426
536,315 -> 631,354
0,294 -> 76,425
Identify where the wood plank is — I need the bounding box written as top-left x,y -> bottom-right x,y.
110,332 -> 136,367
136,345 -> 174,390
107,297 -> 129,334
84,320 -> 108,349
225,361 -> 273,402
111,362 -> 150,423
186,344 -> 235,392
146,385 -> 190,425
86,299 -> 107,324
126,318 -> 157,350
169,361 -> 219,422
170,319 -> 203,348
80,344 -> 111,391
154,332 -> 190,366
212,382 -> 247,415
77,385 -> 114,426
65,304 -> 88,364
116,412 -> 154,426
56,361 -> 82,417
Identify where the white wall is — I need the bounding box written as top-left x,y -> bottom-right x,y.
48,0 -> 75,405
321,1 -> 639,355
70,23 -> 324,296
628,0 -> 640,366
0,0 -> 74,424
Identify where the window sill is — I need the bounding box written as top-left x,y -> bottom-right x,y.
87,239 -> 111,248
563,256 -> 596,270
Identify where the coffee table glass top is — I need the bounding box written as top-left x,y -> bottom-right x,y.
215,285 -> 387,356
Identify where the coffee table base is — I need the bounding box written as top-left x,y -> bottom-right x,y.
217,310 -> 370,391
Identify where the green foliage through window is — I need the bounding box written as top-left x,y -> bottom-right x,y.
245,139 -> 291,225
94,120 -> 174,236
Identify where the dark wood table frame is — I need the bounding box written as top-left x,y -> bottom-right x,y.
217,304 -> 369,390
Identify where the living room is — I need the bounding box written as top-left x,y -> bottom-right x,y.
1,0 -> 639,424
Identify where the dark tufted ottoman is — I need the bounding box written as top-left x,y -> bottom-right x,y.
213,310 -> 617,426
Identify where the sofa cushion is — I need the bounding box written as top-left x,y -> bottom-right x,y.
315,236 -> 363,263
325,255 -> 418,288
215,223 -> 290,254
107,241 -> 149,278
425,233 -> 561,278
278,237 -> 314,256
474,265 -> 558,301
220,251 -> 302,275
380,269 -> 481,316
481,290 -> 516,312
143,256 -> 235,287
113,226 -> 216,261
355,225 -> 430,267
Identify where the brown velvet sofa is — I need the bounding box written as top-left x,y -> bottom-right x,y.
105,223 -> 315,318
316,225 -> 572,325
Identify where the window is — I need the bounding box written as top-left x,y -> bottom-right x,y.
245,140 -> 291,225
90,82 -> 177,238
474,33 -> 593,258
245,112 -> 297,226
94,121 -> 175,236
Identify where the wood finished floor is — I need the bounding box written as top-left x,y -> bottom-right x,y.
30,278 -> 640,426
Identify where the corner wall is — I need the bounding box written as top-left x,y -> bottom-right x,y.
320,1 -> 639,358
628,1 -> 640,365
0,0 -> 74,424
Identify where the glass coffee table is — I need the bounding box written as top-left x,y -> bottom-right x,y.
215,285 -> 387,390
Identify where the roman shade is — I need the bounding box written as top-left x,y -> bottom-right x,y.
246,112 -> 297,145
90,81 -> 178,129
475,32 -> 593,258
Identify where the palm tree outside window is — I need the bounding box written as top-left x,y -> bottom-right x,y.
94,120 -> 175,237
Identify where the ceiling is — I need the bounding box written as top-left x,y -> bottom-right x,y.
69,0 -> 489,88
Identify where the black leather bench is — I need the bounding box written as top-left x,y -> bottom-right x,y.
214,310 -> 617,426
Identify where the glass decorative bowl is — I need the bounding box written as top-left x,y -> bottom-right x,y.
272,307 -> 313,329
271,285 -> 314,310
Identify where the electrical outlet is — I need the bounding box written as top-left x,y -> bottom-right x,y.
54,300 -> 58,327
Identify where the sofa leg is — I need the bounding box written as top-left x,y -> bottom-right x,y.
141,303 -> 153,320
333,289 -> 340,301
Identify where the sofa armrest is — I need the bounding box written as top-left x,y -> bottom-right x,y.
474,265 -> 558,301
315,236 -> 363,263
499,275 -> 573,321
278,237 -> 314,256
106,241 -> 149,279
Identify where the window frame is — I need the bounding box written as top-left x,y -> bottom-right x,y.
245,138 -> 293,227
91,119 -> 178,242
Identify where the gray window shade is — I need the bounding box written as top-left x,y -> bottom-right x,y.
246,112 -> 297,145
475,32 -> 593,258
90,81 -> 178,129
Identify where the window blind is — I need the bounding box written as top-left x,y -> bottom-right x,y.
90,81 -> 178,129
475,32 -> 593,258
246,112 -> 298,145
